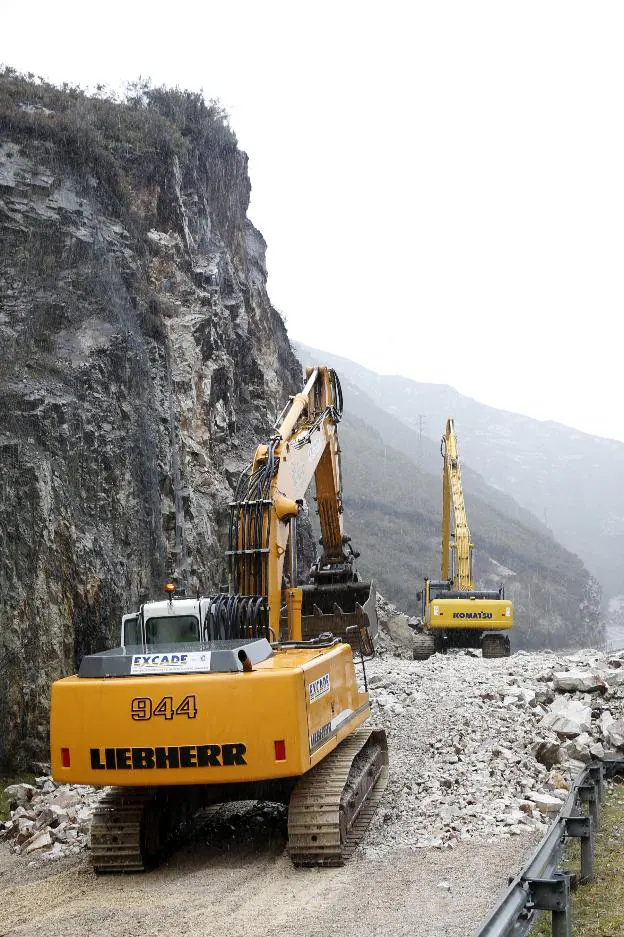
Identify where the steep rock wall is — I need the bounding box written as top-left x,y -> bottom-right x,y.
0,79 -> 302,768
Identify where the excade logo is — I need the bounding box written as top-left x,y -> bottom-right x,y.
130,651 -> 211,675
89,743 -> 246,770
452,611 -> 493,620
308,673 -> 330,703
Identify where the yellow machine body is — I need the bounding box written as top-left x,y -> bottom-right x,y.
51,643 -> 369,787
48,366 -> 388,872
424,587 -> 513,633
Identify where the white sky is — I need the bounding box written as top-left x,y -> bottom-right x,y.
3,2 -> 624,440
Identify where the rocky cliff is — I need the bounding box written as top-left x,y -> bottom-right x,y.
0,74 -> 302,769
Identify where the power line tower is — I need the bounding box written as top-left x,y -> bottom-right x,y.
417,414 -> 426,472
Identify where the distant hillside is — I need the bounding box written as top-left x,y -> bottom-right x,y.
297,343 -> 624,604
296,346 -> 602,649
334,414 -> 601,649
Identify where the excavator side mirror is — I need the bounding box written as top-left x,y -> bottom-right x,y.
416,591 -> 422,601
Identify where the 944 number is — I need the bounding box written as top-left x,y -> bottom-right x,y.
131,695 -> 197,721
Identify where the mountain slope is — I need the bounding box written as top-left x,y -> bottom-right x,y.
332,413 -> 601,649
297,343 -> 624,602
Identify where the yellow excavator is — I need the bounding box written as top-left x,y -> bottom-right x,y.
50,367 -> 387,871
413,418 -> 513,660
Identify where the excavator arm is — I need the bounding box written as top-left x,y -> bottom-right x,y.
441,418 -> 474,590
228,367 -> 375,644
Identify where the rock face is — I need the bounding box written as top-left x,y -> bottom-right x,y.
0,76 -> 303,768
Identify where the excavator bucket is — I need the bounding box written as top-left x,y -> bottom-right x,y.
300,579 -> 378,648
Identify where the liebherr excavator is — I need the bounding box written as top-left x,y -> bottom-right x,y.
413,418 -> 513,660
50,367 -> 387,871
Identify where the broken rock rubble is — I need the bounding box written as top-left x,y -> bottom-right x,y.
1,772 -> 103,861
361,644 -> 624,858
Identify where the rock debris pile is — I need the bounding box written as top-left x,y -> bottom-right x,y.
3,645 -> 624,863
361,645 -> 624,856
1,772 -> 103,861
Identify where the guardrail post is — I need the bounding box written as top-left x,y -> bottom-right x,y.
565,815 -> 593,882
588,763 -> 604,804
527,873 -> 571,937
578,782 -> 599,833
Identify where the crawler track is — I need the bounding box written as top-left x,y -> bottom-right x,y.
287,727 -> 388,866
90,730 -> 388,872
90,788 -> 158,872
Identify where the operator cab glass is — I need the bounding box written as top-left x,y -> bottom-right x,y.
144,615 -> 200,644
122,615 -> 141,645
428,582 -> 451,601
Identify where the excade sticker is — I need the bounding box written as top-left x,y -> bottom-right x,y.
452,611 -> 493,620
308,673 -> 330,703
130,651 -> 212,675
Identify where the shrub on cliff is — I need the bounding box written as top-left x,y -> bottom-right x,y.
0,69 -> 236,229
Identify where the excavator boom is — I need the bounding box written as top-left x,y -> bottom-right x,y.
414,418 -> 514,660
228,366 -> 376,645
441,418 -> 473,589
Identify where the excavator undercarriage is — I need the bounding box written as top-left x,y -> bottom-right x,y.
90,727 -> 388,872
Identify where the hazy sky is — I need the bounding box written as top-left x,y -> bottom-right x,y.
3,2 -> 623,440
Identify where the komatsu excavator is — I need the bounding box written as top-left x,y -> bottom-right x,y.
50,367 -> 387,871
413,418 -> 513,660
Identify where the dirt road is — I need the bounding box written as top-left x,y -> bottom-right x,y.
2,804 -> 536,937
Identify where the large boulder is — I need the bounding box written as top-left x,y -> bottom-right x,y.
552,670 -> 606,693
3,783 -> 36,809
562,733 -> 593,764
539,698 -> 592,737
532,740 -> 564,769
604,719 -> 624,749
385,613 -> 417,650
528,792 -> 563,814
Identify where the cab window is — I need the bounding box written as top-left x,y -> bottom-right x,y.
123,616 -> 141,645
429,583 -> 451,601
145,615 -> 200,644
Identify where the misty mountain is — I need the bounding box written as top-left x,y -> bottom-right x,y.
315,410 -> 601,649
297,343 -> 624,605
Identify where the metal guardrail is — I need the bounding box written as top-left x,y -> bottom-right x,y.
473,757 -> 624,937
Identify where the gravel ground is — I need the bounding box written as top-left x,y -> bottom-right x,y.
1,807 -> 538,937
7,643 -> 624,935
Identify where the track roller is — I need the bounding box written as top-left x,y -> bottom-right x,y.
90,787 -> 190,872
413,632 -> 436,660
